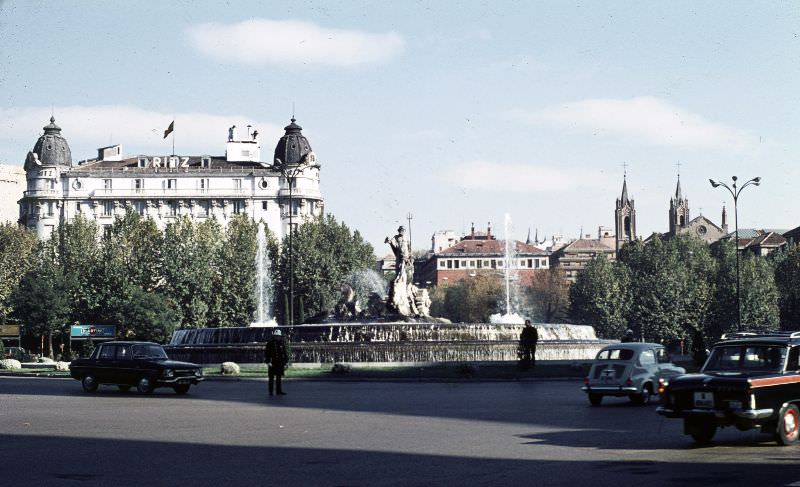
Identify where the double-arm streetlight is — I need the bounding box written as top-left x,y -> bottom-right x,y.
709,175 -> 761,332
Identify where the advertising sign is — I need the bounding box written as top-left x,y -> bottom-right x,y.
70,325 -> 116,340
0,324 -> 20,337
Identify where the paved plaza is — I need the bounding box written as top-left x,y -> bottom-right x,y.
2,376 -> 799,486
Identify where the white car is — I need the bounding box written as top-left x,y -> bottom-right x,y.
581,342 -> 685,406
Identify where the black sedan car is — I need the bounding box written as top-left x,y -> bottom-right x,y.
70,341 -> 204,394
657,331 -> 800,445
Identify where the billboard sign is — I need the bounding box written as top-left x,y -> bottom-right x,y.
70,325 -> 116,340
0,324 -> 20,337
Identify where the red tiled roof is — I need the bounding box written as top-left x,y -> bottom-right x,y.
438,239 -> 547,256
562,239 -> 614,252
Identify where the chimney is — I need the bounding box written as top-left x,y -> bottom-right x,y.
471,222 -> 475,238
487,222 -> 492,239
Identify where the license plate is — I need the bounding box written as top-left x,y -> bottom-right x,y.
694,391 -> 714,408
178,379 -> 190,384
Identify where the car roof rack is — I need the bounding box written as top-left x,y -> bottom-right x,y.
721,330 -> 800,340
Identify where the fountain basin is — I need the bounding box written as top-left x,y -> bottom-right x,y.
165,323 -> 612,365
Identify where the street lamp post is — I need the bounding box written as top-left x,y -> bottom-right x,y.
270,159 -> 317,326
709,176 -> 761,331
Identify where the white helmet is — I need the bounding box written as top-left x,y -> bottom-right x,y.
273,329 -> 282,336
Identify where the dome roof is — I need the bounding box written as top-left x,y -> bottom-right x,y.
29,117 -> 72,167
273,118 -> 312,166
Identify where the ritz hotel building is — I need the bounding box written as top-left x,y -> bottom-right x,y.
19,117 -> 323,240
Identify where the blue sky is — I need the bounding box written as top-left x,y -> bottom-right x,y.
1,1 -> 798,253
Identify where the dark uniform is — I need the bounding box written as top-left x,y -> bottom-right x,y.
519,322 -> 539,370
265,332 -> 289,396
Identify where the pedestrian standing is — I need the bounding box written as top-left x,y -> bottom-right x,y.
519,319 -> 539,370
265,329 -> 289,396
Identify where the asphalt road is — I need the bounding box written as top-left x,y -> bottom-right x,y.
2,376 -> 799,486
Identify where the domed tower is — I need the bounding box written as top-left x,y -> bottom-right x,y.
273,118 -> 313,166
669,174 -> 690,235
21,117 -> 72,238
272,118 -> 323,237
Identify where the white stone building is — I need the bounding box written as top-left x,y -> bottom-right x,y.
0,164 -> 25,224
19,117 -> 323,239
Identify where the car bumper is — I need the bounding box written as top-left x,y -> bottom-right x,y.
582,385 -> 639,395
158,376 -> 204,385
656,406 -> 773,420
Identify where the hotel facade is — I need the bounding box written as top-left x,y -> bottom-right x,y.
19,117 -> 323,240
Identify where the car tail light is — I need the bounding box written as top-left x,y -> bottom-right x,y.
625,378 -> 633,386
657,378 -> 669,395
583,377 -> 589,385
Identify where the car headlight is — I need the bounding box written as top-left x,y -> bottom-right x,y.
195,369 -> 202,377
163,369 -> 174,378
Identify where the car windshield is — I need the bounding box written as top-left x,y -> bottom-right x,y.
596,348 -> 635,361
703,345 -> 787,373
132,344 -> 168,359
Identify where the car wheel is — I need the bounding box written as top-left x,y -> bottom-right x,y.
136,376 -> 154,394
687,419 -> 716,445
81,375 -> 98,393
173,384 -> 190,395
630,385 -> 651,406
588,393 -> 603,406
118,385 -> 131,392
775,404 -> 800,446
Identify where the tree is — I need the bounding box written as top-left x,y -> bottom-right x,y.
108,284 -> 181,343
0,223 -> 37,323
274,214 -> 375,324
774,243 -> 800,330
523,268 -> 570,323
569,256 -> 630,339
428,274 -> 503,323
162,216 -> 222,329
616,236 -> 715,344
739,253 -> 780,330
211,214 -> 257,327
54,214 -> 102,326
708,240 -> 738,340
11,241 -> 72,358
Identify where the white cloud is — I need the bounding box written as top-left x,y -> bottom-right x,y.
0,105 -> 283,162
444,161 -> 608,193
186,18 -> 405,66
508,97 -> 757,151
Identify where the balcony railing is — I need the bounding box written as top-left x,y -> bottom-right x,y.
22,189 -> 60,197
90,188 -> 249,198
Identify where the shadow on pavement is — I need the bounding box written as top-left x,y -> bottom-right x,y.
2,434 -> 799,487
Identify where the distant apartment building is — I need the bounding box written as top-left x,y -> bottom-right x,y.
416,223 -> 549,287
725,229 -> 788,256
549,227 -> 616,283
0,164 -> 25,224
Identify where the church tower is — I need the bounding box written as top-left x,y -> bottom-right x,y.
669,174 -> 690,235
615,174 -> 636,253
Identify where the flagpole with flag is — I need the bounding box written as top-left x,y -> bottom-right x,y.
163,120 -> 175,156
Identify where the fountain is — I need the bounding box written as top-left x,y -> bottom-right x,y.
165,222 -> 611,364
250,222 -> 277,327
489,213 -> 525,325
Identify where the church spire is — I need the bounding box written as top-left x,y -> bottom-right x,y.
615,169 -> 636,255
620,175 -> 629,205
675,174 -> 683,200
